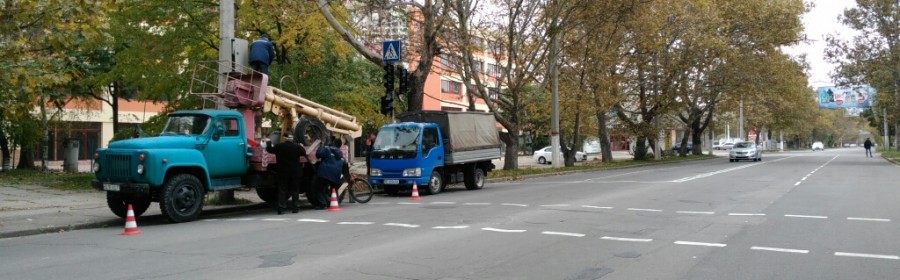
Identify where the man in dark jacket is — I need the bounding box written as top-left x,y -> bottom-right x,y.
309,144 -> 351,209
266,134 -> 304,214
249,33 -> 275,74
864,138 -> 873,158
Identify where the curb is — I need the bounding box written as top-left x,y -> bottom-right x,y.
487,155 -> 718,183
0,202 -> 270,239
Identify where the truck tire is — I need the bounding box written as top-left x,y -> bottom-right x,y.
422,171 -> 443,195
160,174 -> 205,223
255,188 -> 278,204
294,118 -> 328,146
464,166 -> 485,190
107,192 -> 152,218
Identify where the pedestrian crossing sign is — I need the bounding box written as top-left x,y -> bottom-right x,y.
382,41 -> 401,62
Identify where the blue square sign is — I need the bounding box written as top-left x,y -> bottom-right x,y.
382,41 -> 401,63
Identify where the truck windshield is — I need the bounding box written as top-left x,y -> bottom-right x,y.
372,126 -> 419,159
160,115 -> 211,136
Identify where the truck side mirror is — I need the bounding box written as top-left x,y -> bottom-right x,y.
212,125 -> 225,141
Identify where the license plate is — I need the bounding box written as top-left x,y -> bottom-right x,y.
103,183 -> 120,191
384,179 -> 400,185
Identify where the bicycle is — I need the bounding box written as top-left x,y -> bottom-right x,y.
336,177 -> 374,204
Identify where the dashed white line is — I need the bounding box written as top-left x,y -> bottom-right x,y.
794,182 -> 801,186
397,202 -> 422,205
601,236 -> 653,242
671,163 -> 761,183
540,204 -> 571,207
384,223 -> 420,228
677,211 -> 715,215
297,219 -> 329,223
337,222 -> 374,225
751,246 -> 809,254
728,213 -> 765,216
835,252 -> 899,260
847,217 -> 891,222
627,208 -> 663,212
202,219 -> 220,222
262,218 -> 288,221
674,241 -> 727,247
542,231 -> 585,237
784,214 -> 828,219
501,203 -> 529,207
432,225 -> 470,229
482,227 -> 527,233
431,202 -> 456,205
463,202 -> 491,206
581,205 -> 613,209
226,218 -> 256,221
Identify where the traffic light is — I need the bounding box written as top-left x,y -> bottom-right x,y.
380,95 -> 394,116
397,67 -> 409,95
383,63 -> 394,96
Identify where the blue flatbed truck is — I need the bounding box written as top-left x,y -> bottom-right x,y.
368,111 -> 502,195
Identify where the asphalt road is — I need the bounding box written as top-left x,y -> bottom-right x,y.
1,148 -> 898,280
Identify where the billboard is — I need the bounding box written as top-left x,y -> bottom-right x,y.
817,86 -> 875,109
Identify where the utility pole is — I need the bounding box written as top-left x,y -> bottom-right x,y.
549,22 -> 561,168
215,0 -> 236,203
739,98 -> 744,141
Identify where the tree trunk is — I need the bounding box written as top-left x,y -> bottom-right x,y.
17,145 -> 36,170
39,95 -> 49,171
634,136 -> 650,160
597,112 -> 613,163
0,123 -> 10,172
500,132 -> 518,170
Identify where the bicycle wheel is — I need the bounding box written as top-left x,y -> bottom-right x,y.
349,178 -> 374,203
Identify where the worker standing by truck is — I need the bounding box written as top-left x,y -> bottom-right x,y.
266,134 -> 304,214
309,142 -> 351,209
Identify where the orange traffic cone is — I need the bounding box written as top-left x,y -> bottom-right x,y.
120,204 -> 142,236
410,181 -> 421,201
327,188 -> 342,212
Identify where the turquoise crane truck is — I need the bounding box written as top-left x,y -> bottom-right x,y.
91,61 -> 361,222
368,111 -> 502,195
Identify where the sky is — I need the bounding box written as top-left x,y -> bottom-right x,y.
784,0 -> 859,87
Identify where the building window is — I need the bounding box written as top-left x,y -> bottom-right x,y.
441,79 -> 462,94
487,63 -> 504,77
489,88 -> 500,100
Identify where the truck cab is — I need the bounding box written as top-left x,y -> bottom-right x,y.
369,123 -> 444,195
92,110 -> 251,222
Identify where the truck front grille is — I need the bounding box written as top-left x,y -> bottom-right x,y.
106,154 -> 132,177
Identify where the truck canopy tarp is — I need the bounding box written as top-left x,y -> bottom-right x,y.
397,111 -> 501,153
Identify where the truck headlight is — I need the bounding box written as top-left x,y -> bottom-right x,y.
92,162 -> 100,173
370,168 -> 382,176
137,163 -> 145,175
402,168 -> 421,177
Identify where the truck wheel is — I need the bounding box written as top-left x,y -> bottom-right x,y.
422,171 -> 443,195
106,192 -> 152,218
255,188 -> 278,204
383,186 -> 400,196
294,118 -> 328,147
160,174 -> 205,223
464,167 -> 485,190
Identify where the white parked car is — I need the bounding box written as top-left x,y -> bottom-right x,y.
812,141 -> 824,151
533,146 -> 587,164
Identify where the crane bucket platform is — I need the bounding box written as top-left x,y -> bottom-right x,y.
189,60 -> 362,139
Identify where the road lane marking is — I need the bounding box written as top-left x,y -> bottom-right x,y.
338,222 -> 374,225
794,182 -> 801,186
542,231 -> 585,237
581,205 -> 614,209
784,214 -> 828,219
627,208 -> 663,212
671,163 -> 762,183
482,227 -> 527,233
677,211 -> 715,215
368,202 -> 390,205
262,218 -> 288,221
384,223 -> 420,228
433,225 -> 470,229
226,218 -> 256,221
751,246 -> 809,254
431,202 -> 456,204
297,219 -> 329,223
728,213 -> 765,216
847,217 -> 891,222
501,203 -> 529,207
398,202 -> 422,205
463,202 -> 491,206
202,219 -> 220,222
540,204 -> 570,207
834,252 -> 899,260
674,241 -> 727,247
601,236 -> 653,242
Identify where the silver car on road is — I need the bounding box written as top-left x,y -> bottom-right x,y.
729,141 -> 761,162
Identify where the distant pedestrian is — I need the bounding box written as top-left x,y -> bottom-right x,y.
249,33 -> 275,74
335,138 -> 350,163
266,133 -> 304,214
864,138 -> 873,158
365,132 -> 376,176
